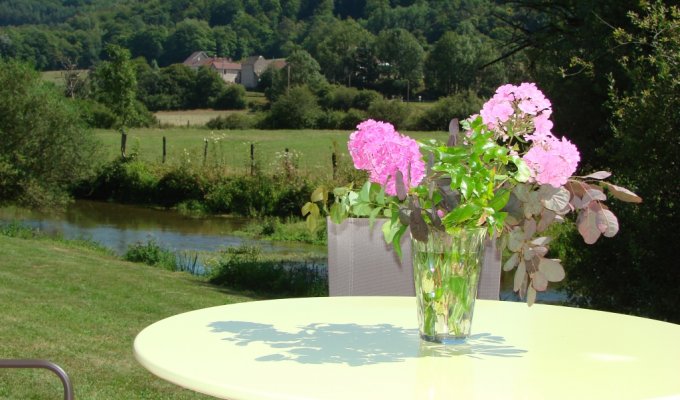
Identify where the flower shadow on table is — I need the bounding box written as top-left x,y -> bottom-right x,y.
207,321 -> 526,366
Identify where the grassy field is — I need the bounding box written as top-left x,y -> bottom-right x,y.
0,234 -> 256,399
95,128 -> 447,178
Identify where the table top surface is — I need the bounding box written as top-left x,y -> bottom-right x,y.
134,296 -> 680,400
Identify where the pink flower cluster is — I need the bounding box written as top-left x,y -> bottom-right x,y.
523,135 -> 581,188
480,83 -> 581,188
348,119 -> 425,196
480,83 -> 553,141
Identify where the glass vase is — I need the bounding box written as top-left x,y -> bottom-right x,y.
412,227 -> 487,344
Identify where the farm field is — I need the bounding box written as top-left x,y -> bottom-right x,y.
154,109 -> 249,127
94,128 -> 447,178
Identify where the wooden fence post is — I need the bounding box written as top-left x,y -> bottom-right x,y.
120,129 -> 127,159
162,136 -> 166,164
203,138 -> 208,165
250,143 -> 255,176
332,151 -> 337,180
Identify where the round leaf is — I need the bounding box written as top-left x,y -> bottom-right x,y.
538,258 -> 566,282
596,208 -> 619,237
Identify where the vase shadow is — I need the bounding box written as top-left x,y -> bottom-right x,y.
207,321 -> 526,366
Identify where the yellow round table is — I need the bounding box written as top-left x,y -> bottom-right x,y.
134,297 -> 680,400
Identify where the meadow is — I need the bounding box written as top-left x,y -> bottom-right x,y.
95,127 -> 447,178
0,232 -> 256,399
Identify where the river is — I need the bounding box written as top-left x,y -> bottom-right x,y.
0,200 -> 324,257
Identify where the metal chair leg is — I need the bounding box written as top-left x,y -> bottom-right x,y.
0,359 -> 74,400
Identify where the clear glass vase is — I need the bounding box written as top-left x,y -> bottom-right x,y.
412,227 -> 487,344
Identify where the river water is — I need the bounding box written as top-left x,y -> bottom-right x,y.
0,200 -> 324,257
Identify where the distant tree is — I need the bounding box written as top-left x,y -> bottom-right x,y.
213,26 -> 238,58
189,66 -> 227,108
128,26 -> 167,63
304,17 -> 375,85
0,60 -> 98,207
374,28 -> 424,96
268,85 -> 321,128
424,30 -> 505,96
91,44 -> 138,129
162,19 -> 215,65
212,84 -> 247,109
267,49 -> 327,100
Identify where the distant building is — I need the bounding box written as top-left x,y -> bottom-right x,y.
181,52 -> 286,88
182,51 -> 242,84
240,55 -> 287,89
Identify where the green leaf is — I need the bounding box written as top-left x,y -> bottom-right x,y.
301,202 -> 312,217
382,219 -> 395,243
352,202 -> 373,217
512,157 -> 532,182
368,206 -> 383,228
311,187 -> 325,203
442,203 -> 478,225
305,215 -> 317,232
330,203 -> 345,224
392,224 -> 408,259
375,186 -> 386,206
359,181 -> 371,203
301,202 -> 319,217
489,189 -> 510,211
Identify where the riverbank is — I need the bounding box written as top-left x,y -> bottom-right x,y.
0,233 -> 257,399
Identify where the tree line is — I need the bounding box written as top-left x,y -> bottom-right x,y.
0,0 -> 515,99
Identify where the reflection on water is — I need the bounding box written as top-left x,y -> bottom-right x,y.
0,200 -> 325,257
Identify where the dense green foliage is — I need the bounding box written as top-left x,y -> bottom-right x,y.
0,0 -> 517,98
124,238 -> 177,270
208,245 -> 327,297
0,59 -> 99,207
77,156 -> 315,218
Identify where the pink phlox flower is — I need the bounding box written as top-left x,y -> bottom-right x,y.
523,135 -> 581,188
348,119 -> 426,196
480,98 -> 514,129
524,112 -> 554,143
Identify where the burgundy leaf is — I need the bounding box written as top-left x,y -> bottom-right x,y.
603,182 -> 643,203
582,171 -> 612,180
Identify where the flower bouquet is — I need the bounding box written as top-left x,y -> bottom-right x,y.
304,83 -> 641,342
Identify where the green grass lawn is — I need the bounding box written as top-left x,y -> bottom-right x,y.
0,235 -> 256,399
95,128 -> 446,178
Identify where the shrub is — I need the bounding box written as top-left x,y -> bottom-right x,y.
414,91 -> 484,131
0,60 -> 99,207
155,166 -> 205,207
353,89 -> 382,110
316,110 -> 347,129
212,84 -> 247,110
209,245 -> 327,297
366,98 -> 411,130
124,239 -> 176,270
341,108 -> 367,130
76,98 -> 118,129
321,85 -> 361,111
206,113 -> 257,130
267,85 -> 321,129
84,158 -> 159,203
